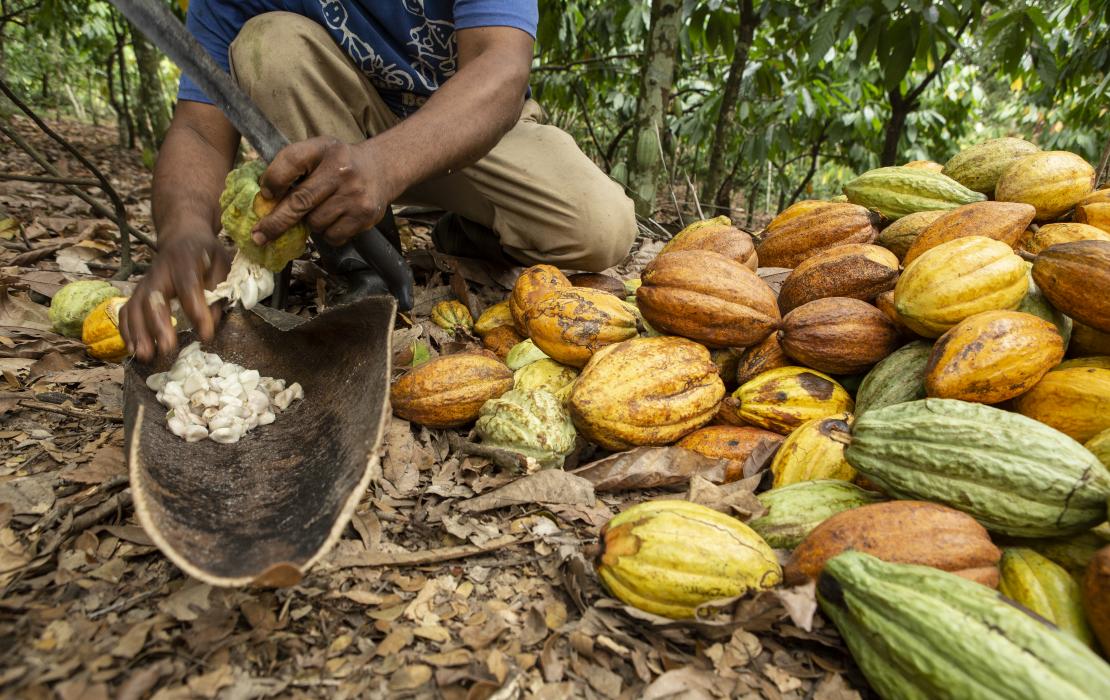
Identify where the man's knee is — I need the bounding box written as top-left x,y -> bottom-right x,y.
230,12 -> 323,94
561,187 -> 637,271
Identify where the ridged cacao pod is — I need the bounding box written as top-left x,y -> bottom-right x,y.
1071,321 -> 1110,357
710,348 -> 741,390
876,209 -> 945,261
391,352 -> 513,428
82,296 -> 130,362
567,272 -> 627,297
1085,545 -> 1110,653
734,333 -> 789,386
474,300 -> 514,337
818,552 -> 1110,700
1073,188 -> 1110,234
568,337 -> 725,450
902,201 -> 1036,266
788,501 -> 1001,586
750,480 -> 885,549
50,280 -> 123,339
526,288 -> 638,368
513,358 -> 578,400
999,547 -> 1095,646
505,339 -> 549,370
894,236 -> 1027,338
942,137 -> 1040,195
1032,240 -> 1110,333
661,217 -> 758,270
996,151 -> 1097,222
770,413 -> 855,488
510,264 -> 570,334
481,324 -> 526,359
430,300 -> 474,334
998,530 -> 1110,579
676,425 -> 783,479
854,340 -> 931,415
596,500 -> 781,619
1018,277 -> 1073,345
846,398 -> 1110,536
873,290 -> 915,337
1020,223 -> 1110,255
756,201 -> 880,268
778,298 -> 900,375
843,166 -> 986,220
733,366 -> 854,434
925,310 -> 1065,404
1013,366 -> 1110,443
220,160 -> 309,272
777,244 -> 899,314
637,251 -> 780,348
903,159 -> 944,172
1088,428 -> 1110,469
475,388 -> 577,468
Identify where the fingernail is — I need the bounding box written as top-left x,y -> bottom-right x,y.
252,232 -> 266,245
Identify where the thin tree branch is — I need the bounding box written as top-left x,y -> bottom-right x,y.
904,13 -> 975,106
532,52 -> 641,72
570,81 -> 610,171
0,173 -> 100,187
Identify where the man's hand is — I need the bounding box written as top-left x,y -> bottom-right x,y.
121,228 -> 230,362
251,137 -> 394,247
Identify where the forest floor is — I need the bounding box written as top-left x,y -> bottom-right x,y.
0,115 -> 861,700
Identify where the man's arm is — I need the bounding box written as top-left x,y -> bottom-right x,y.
120,102 -> 240,361
251,26 -> 534,244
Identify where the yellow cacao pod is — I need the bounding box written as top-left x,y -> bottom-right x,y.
1073,189 -> 1110,234
1013,366 -> 1110,442
568,337 -> 725,450
894,236 -> 1027,338
474,300 -> 514,337
1086,428 -> 1110,470
733,366 -> 854,435
510,264 -> 570,334
996,151 -> 1096,222
430,300 -> 474,334
390,351 -> 513,428
526,288 -> 638,368
596,500 -> 782,619
82,296 -> 131,362
1019,223 -> 1110,255
770,413 -> 855,488
999,548 -> 1095,647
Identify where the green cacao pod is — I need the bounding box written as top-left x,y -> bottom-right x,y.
818,551 -> 1110,700
505,339 -> 550,371
750,480 -> 885,550
999,547 -> 1095,646
596,500 -> 781,619
876,209 -> 946,261
843,166 -> 986,220
942,137 -> 1040,195
854,340 -> 932,415
1019,276 -> 1073,347
845,398 -> 1110,537
430,300 -> 474,334
513,358 -> 578,401
49,280 -> 123,338
219,160 -> 309,272
475,389 -> 577,468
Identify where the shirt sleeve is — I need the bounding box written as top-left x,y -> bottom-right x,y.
453,0 -> 538,37
177,0 -> 236,104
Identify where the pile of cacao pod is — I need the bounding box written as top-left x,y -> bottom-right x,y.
389,136 -> 1110,695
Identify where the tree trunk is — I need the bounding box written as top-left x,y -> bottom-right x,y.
880,89 -> 910,166
112,17 -> 136,148
131,25 -> 170,148
701,0 -> 757,210
627,0 -> 682,217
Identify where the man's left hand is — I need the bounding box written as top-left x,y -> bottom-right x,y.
251,137 -> 394,246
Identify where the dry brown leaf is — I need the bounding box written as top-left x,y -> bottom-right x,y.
571,447 -> 743,492
457,470 -> 595,513
0,472 -> 56,515
0,285 -> 51,331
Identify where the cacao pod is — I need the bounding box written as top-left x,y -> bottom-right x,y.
998,530 -> 1110,579
710,348 -> 741,390
390,352 -> 513,428
733,366 -> 854,434
902,159 -> 944,172
481,324 -> 526,359
526,288 -> 638,368
750,480 -> 885,550
1071,321 -> 1110,357
873,289 -> 915,337
510,264 -> 570,334
788,501 -> 1001,586
567,272 -> 627,297
846,398 -> 1110,536
818,551 -> 1110,700
999,547 -> 1095,646
777,244 -> 899,314
676,425 -> 783,466
475,388 -> 577,468
1087,428 -> 1110,470
596,500 -> 782,619
854,340 -> 931,415
894,236 -> 1027,337
843,166 -> 986,219
1020,223 -> 1110,255
1013,366 -> 1110,443
1018,277 -> 1072,346
1055,357 -> 1110,370
431,299 -> 474,334
1032,240 -> 1110,333
996,151 -> 1097,222
474,300 -> 514,337
902,200 -> 1036,266
82,296 -> 131,362
637,250 -> 780,348
770,413 -> 855,488
1073,188 -> 1110,234
513,358 -> 578,400
505,339 -> 549,370
756,200 -> 880,268
49,280 -> 123,338
942,136 -> 1040,195
876,209 -> 945,261
924,310 -> 1065,404
1085,545 -> 1110,653
220,160 -> 309,272
779,297 -> 901,375
712,397 -> 748,427
568,337 -> 725,450
661,217 -> 758,270
734,333 -> 790,386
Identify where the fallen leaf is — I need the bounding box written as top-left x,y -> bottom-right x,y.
458,470 -> 595,512
774,581 -> 818,632
0,472 -> 57,515
0,286 -> 51,331
158,581 -> 212,622
571,447 -> 744,492
389,664 -> 431,691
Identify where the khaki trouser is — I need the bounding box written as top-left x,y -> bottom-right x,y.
227,12 -> 636,272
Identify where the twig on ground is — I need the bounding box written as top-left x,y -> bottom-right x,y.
17,399 -> 123,423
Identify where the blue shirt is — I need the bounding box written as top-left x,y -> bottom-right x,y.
180,1 -> 537,116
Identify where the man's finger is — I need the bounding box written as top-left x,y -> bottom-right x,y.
144,288 -> 178,360
257,139 -> 329,200
252,172 -> 338,243
120,298 -> 152,363
173,258 -> 215,341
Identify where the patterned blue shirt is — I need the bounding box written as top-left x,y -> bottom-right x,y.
180,1 -> 538,116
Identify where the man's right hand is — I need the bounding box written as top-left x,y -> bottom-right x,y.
121,228 -> 230,363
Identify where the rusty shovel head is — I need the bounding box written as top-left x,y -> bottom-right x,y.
124,297 -> 395,587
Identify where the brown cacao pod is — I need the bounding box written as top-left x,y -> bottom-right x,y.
1019,223 -> 1110,255
526,288 -> 638,368
637,250 -> 780,348
902,201 -> 1036,266
713,397 -> 748,427
1071,321 -> 1110,358
876,209 -> 946,261
481,324 -> 526,360
735,332 -> 790,386
661,219 -> 758,270
568,337 -> 725,450
1085,545 -> 1110,654
390,352 -> 513,428
996,151 -> 1097,222
510,264 -> 570,334
874,290 -> 916,337
676,425 -> 784,474
785,501 -> 1001,587
779,297 -> 901,375
1032,240 -> 1110,333
777,244 -> 900,314
757,201 -> 880,268
568,272 -> 627,297
925,310 -> 1065,404
1074,189 -> 1110,234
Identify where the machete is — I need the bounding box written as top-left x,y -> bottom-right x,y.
110,0 -> 414,310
